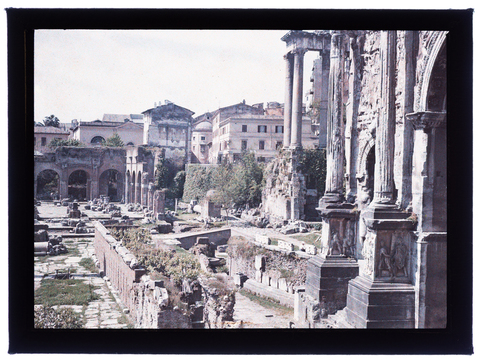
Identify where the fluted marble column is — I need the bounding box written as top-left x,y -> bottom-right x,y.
371,30 -> 397,206
323,31 -> 346,203
290,47 -> 306,149
283,53 -> 294,148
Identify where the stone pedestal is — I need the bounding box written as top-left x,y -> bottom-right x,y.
345,206 -> 416,328
306,255 -> 358,314
346,276 -> 415,328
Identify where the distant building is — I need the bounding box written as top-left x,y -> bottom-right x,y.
208,101 -> 317,164
70,115 -> 144,146
191,120 -> 212,164
142,101 -> 194,168
34,126 -> 70,153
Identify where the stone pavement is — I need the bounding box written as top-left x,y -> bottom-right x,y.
34,234 -> 131,329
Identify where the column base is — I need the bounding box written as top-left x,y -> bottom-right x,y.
345,275 -> 415,328
305,255 -> 359,315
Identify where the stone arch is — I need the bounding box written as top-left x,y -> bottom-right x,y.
99,169 -> 123,202
425,41 -> 446,112
36,169 -> 60,200
126,142 -> 134,146
68,169 -> 90,201
91,136 -> 105,145
416,32 -> 447,112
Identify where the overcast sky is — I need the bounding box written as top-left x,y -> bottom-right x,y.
34,29 -> 318,123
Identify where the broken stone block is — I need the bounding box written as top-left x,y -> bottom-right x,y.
255,234 -> 271,245
34,229 -> 49,242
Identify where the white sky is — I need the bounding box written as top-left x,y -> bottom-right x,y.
34,29 -> 319,123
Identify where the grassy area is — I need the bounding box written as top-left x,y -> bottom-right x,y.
35,279 -> 99,306
239,289 -> 293,316
79,257 -> 98,273
290,232 -> 322,248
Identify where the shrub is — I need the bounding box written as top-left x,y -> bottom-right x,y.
34,306 -> 84,329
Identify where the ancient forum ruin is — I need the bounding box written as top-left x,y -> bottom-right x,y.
33,30 -> 447,331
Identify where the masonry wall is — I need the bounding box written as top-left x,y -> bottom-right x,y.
94,222 -> 146,312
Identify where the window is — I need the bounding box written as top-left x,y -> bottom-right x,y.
193,145 -> 196,151
258,125 -> 267,133
242,125 -> 248,132
91,136 -> 105,145
257,157 -> 265,162
41,137 -> 47,146
193,136 -> 196,141
275,125 -> 284,133
201,136 -> 206,141
259,140 -> 265,150
200,145 -> 206,153
276,141 -> 283,150
241,140 -> 247,151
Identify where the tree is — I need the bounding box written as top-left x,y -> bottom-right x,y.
298,147 -> 327,196
103,133 -> 124,147
42,115 -> 60,128
48,138 -> 83,149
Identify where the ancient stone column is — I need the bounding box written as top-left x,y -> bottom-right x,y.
125,174 -> 130,204
344,32 -> 364,203
148,182 -> 154,210
322,31 -> 347,203
290,47 -> 306,149
398,30 -> 418,210
141,173 -> 149,206
371,30 -> 397,207
283,53 -> 294,148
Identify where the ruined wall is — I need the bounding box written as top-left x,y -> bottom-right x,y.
94,222 -> 146,312
262,150 -> 306,221
34,147 -> 126,201
228,243 -> 308,295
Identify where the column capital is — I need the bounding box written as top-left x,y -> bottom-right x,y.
283,52 -> 293,61
406,111 -> 446,130
291,47 -> 307,56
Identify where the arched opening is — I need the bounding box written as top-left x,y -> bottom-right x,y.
126,142 -> 134,146
68,170 -> 89,201
91,136 -> 105,145
99,169 -> 122,202
426,42 -> 446,112
36,169 -> 60,200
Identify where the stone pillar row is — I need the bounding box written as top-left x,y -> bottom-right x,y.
283,47 -> 306,149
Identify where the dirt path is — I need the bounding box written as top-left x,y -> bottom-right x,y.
232,291 -> 294,328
